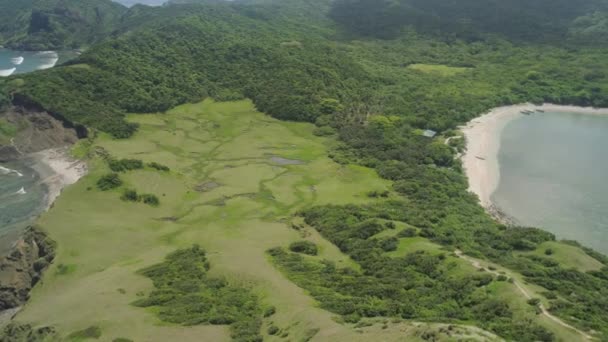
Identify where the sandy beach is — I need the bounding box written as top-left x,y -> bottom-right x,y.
30,147 -> 87,210
461,103 -> 608,210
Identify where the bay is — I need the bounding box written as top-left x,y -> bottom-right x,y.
492,111 -> 608,254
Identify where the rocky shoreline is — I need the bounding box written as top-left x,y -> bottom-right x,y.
0,107 -> 86,326
0,226 -> 56,317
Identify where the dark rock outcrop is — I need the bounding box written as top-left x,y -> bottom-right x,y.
0,323 -> 57,342
0,106 -> 79,162
0,227 -> 56,311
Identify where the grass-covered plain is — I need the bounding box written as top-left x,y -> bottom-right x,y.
15,99 -> 491,341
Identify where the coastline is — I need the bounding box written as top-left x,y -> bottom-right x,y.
29,147 -> 87,211
460,103 -> 608,218
0,147 -> 86,255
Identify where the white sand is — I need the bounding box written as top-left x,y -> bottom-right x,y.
30,147 -> 87,210
461,103 -> 608,209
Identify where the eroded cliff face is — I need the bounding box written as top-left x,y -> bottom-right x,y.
0,226 -> 56,311
0,106 -> 79,162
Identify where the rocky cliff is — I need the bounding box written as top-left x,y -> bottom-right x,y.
0,226 -> 56,311
0,106 -> 79,162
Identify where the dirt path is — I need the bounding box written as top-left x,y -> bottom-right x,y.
454,250 -> 593,340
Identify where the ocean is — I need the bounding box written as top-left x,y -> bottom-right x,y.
0,49 -> 78,76
492,111 -> 608,254
0,161 -> 47,253
0,49 -> 76,251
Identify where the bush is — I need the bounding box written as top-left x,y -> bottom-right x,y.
67,326 -> 102,340
140,194 -> 160,206
267,325 -> 279,335
263,306 -> 276,318
97,173 -> 122,191
527,298 -> 541,306
289,241 -> 318,256
147,162 -> 170,172
545,248 -> 554,255
108,158 -> 144,172
397,228 -> 417,238
121,189 -> 139,202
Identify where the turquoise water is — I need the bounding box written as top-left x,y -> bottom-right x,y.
0,162 -> 46,229
0,49 -> 77,248
0,49 -> 77,76
492,111 -> 608,254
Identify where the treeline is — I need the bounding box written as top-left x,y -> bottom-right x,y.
7,2 -> 365,138
330,0 -> 608,43
0,0 -> 127,50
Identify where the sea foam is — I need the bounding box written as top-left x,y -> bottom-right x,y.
36,51 -> 59,70
0,166 -> 23,177
0,68 -> 16,77
11,56 -> 24,65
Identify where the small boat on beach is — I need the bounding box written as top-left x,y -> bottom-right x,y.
475,156 -> 486,160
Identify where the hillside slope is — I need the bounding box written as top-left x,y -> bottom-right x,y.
1,0 -> 608,341
0,0 -> 127,50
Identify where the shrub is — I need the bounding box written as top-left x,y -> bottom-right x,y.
140,194 -> 160,206
263,306 -> 276,318
67,326 -> 102,340
380,237 -> 399,252
97,173 -> 122,191
108,158 -> 144,172
147,162 -> 170,172
385,221 -> 396,229
545,248 -> 554,255
289,241 -> 318,255
397,228 -> 417,238
527,298 -> 541,306
497,275 -> 508,282
267,325 -> 279,335
121,189 -> 139,202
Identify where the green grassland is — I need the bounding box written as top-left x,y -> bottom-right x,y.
13,99 -> 597,341
16,99 -> 492,341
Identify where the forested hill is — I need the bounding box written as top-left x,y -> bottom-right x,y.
0,0 -> 127,50
330,0 -> 608,43
1,0 -> 608,340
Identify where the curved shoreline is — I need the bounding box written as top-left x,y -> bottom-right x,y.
461,103 -> 608,213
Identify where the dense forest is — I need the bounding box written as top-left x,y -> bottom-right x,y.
1,0 -> 608,340
0,0 -> 127,50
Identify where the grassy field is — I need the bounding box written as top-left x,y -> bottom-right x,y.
17,99 -> 499,341
519,241 -> 604,272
